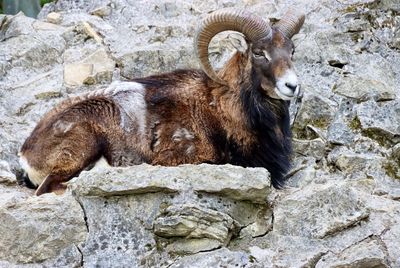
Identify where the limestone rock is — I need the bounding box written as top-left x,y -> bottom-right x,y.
327,120 -> 355,145
382,222 -> 400,267
78,192 -> 161,267
333,75 -> 396,101
249,234 -> 328,268
316,239 -> 388,268
356,100 -> 400,144
169,248 -> 251,268
71,164 -> 272,266
64,48 -> 115,86
154,204 -> 237,253
292,138 -> 326,160
293,91 -> 337,138
64,63 -> 94,86
154,204 -> 235,243
165,238 -> 222,255
328,147 -> 385,174
0,193 -> 87,264
286,157 -> 319,187
0,184 -> 32,208
239,207 -> 273,238
70,164 -> 271,203
46,12 -> 62,24
274,182 -> 369,238
0,160 -> 16,184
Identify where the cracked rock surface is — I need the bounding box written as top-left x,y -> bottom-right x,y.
1,0 -> 400,267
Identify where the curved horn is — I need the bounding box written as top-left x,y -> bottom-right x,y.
195,9 -> 272,85
274,9 -> 305,39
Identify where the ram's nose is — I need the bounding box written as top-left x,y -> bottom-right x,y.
285,82 -> 298,93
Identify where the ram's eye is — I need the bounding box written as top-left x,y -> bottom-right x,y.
253,51 -> 264,59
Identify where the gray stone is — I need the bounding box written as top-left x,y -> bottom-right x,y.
328,147 -> 385,174
169,248 -> 251,268
292,138 -> 326,160
249,234 -> 328,268
390,143 -> 400,160
71,164 -> 272,266
0,193 -> 87,264
70,164 -> 271,203
239,207 -> 273,238
274,182 -> 369,238
327,120 -> 356,145
153,204 -> 236,253
64,63 -> 94,86
293,91 -> 337,138
321,188 -> 400,254
316,239 -> 388,268
333,75 -> 396,101
0,184 -> 32,208
78,192 -> 162,267
64,48 -> 114,86
165,238 -> 222,255
46,12 -> 62,24
356,100 -> 400,144
286,157 -> 319,187
382,222 -> 400,267
0,160 -> 16,184
326,98 -> 357,145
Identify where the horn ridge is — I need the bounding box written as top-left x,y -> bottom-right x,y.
274,9 -> 305,39
195,8 -> 272,85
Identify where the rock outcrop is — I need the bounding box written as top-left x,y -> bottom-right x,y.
0,0 -> 399,267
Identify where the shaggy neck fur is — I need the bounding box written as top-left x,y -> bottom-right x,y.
219,51 -> 292,188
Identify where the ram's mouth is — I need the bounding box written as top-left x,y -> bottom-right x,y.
274,86 -> 299,101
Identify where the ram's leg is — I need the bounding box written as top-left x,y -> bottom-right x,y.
34,149 -> 95,196
35,174 -> 69,196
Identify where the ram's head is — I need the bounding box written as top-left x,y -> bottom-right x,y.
195,9 -> 305,100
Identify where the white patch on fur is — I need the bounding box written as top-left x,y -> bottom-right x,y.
53,121 -> 74,133
263,50 -> 272,62
275,69 -> 299,101
186,145 -> 195,155
153,129 -> 162,148
107,81 -> 147,135
172,128 -> 194,142
19,155 -> 46,187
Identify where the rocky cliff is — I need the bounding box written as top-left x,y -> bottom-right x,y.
0,0 -> 399,267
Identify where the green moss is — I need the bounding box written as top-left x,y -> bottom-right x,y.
340,4 -> 362,14
383,160 -> 400,180
361,128 -> 392,147
311,118 -> 330,129
158,201 -> 171,212
348,117 -> 393,147
16,102 -> 35,116
292,118 -> 329,140
351,32 -> 363,42
340,1 -> 381,14
40,0 -> 54,7
348,116 -> 362,130
34,91 -> 61,100
292,125 -> 318,140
